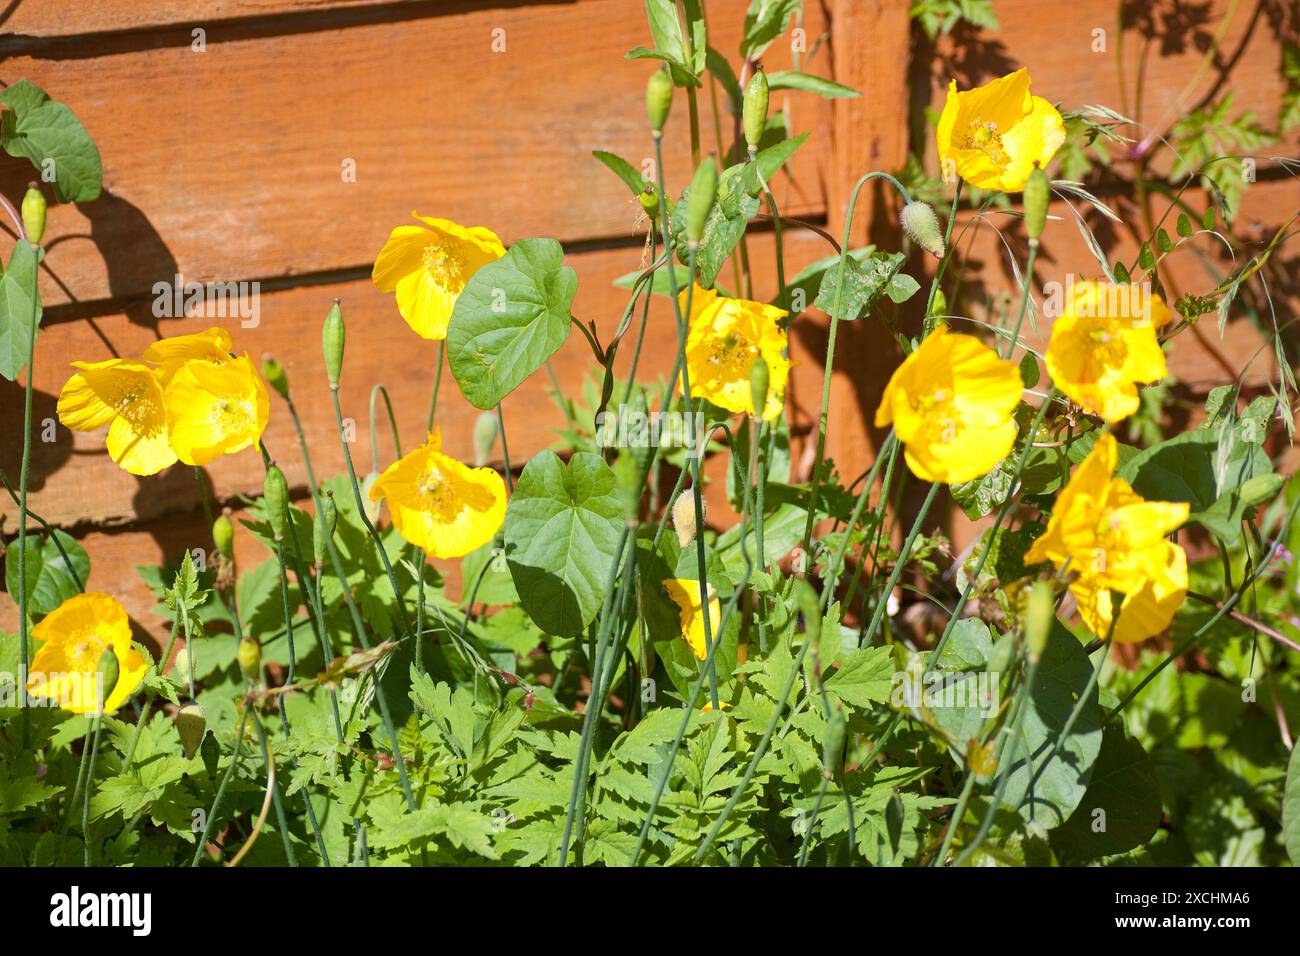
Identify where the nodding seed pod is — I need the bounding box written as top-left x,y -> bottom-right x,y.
1022,163 -> 1049,242
21,184 -> 46,245
200,730 -> 220,780
237,636 -> 262,683
1024,579 -> 1054,663
96,647 -> 119,712
646,67 -> 674,132
473,410 -> 499,467
749,354 -> 770,420
685,157 -> 718,246
261,356 -> 290,400
322,299 -> 345,388
639,186 -> 660,221
900,201 -> 945,259
313,493 -> 337,567
263,464 -> 290,541
672,488 -> 706,548
176,701 -> 207,759
212,511 -> 235,559
742,67 -> 769,155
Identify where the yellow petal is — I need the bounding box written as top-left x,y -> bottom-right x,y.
165,354 -> 269,466
662,578 -> 722,660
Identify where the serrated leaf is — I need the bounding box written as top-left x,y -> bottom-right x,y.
824,645 -> 893,709
814,251 -> 907,320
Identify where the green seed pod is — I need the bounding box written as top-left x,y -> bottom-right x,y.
237,636 -> 262,683
322,298 -> 345,388
900,201 -> 945,259
261,356 -> 290,400
685,158 -> 718,246
1024,579 -> 1054,663
742,68 -> 769,154
639,187 -> 660,221
263,464 -> 290,541
21,184 -> 46,245
313,493 -> 337,567
96,647 -> 120,712
645,67 -> 674,132
473,410 -> 499,467
212,512 -> 235,559
749,354 -> 770,420
1022,163 -> 1049,241
176,701 -> 207,759
200,730 -> 220,780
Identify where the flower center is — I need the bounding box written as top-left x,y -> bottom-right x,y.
215,397 -> 255,434
960,119 -> 1011,167
422,242 -> 467,290
67,632 -> 105,670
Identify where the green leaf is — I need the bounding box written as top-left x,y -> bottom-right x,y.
592,150 -> 649,196
824,645 -> 893,709
1285,739 -> 1300,865
813,251 -> 908,320
1051,725 -> 1161,859
1018,352 -> 1040,389
0,239 -> 43,381
0,80 -> 102,203
764,71 -> 860,99
4,529 -> 87,616
447,239 -> 577,410
504,451 -> 625,636
1001,621 -> 1103,829
740,0 -> 801,59
1176,213 -> 1193,238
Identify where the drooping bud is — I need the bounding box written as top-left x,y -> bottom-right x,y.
473,410 -> 499,467
901,201 -> 945,259
672,488 -> 707,548
322,299 -> 345,388
200,730 -> 220,780
313,493 -> 337,567
1024,579 -> 1054,663
176,701 -> 207,759
742,68 -> 769,155
237,636 -> 262,683
96,647 -> 120,713
263,464 -> 290,541
646,67 -> 674,132
1022,163 -> 1049,241
261,355 -> 290,400
685,157 -> 718,246
212,511 -> 234,559
21,184 -> 46,245
749,354 -> 770,420
639,186 -> 660,221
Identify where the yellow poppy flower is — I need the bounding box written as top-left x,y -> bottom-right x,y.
1026,434 -> 1189,643
371,213 -> 506,341
874,325 -> 1023,483
367,429 -> 507,558
164,353 -> 270,465
679,284 -> 790,421
1045,281 -> 1173,422
935,68 -> 1065,192
662,577 -> 722,661
57,359 -> 177,476
142,326 -> 233,384
27,592 -> 148,715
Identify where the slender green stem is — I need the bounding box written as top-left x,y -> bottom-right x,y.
249,706 -> 299,866
1001,240 -> 1039,360
191,706 -> 251,866
16,249 -> 37,747
369,384 -> 402,475
123,615 -> 182,767
427,340 -> 446,432
81,716 -> 101,865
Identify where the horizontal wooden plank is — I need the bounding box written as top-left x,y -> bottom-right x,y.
1,0 -> 833,309
1,227 -> 844,531
0,0 -> 393,37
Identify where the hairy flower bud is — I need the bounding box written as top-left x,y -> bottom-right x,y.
1022,163 -> 1049,241
322,299 -> 345,388
237,636 -> 262,683
263,464 -> 290,541
96,647 -> 119,712
21,184 -> 46,245
685,158 -> 718,246
473,410 -> 499,467
749,354 -> 770,420
672,489 -> 706,548
176,701 -> 207,759
639,186 -> 660,221
646,67 -> 674,132
261,355 -> 290,400
212,511 -> 235,559
742,68 -> 769,154
901,201 -> 945,259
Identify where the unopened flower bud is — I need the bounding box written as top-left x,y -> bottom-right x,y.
1024,579 -> 1054,662
237,636 -> 262,683
21,184 -> 46,245
901,201 -> 945,259
743,68 -> 769,155
928,288 -> 948,319
176,701 -> 207,759
473,411 -> 499,467
646,68 -> 674,132
263,464 -> 290,541
685,158 -> 718,246
749,354 -> 770,419
639,186 -> 660,221
322,299 -> 345,388
96,647 -> 120,712
212,511 -> 234,559
1022,163 -> 1049,241
672,489 -> 706,548
200,730 -> 220,780
261,356 -> 290,400
313,493 -> 337,567
361,472 -> 382,525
